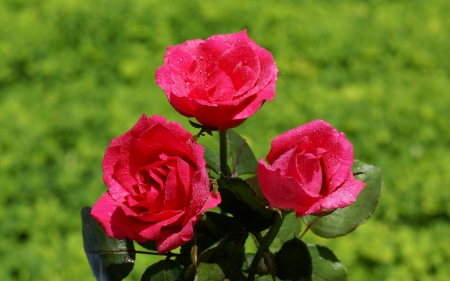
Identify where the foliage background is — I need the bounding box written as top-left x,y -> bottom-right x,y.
1,0 -> 449,280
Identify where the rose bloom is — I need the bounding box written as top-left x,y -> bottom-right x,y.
257,120 -> 365,217
155,30 -> 278,131
91,114 -> 220,253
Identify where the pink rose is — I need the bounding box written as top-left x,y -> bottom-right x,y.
155,30 -> 278,131
91,114 -> 220,253
257,120 -> 365,217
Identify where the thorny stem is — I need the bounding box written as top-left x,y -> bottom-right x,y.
247,212 -> 285,280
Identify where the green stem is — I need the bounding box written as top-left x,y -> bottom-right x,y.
91,250 -> 184,257
247,212 -> 285,280
219,130 -> 231,176
299,215 -> 320,239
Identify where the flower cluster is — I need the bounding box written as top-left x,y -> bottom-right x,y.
85,30 -> 376,281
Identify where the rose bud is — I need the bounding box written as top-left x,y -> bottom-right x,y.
257,120 -> 365,217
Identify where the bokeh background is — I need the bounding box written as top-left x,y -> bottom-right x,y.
1,0 -> 449,280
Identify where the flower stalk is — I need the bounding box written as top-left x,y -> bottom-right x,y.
247,211 -> 285,280
219,130 -> 231,176
83,29 -> 379,281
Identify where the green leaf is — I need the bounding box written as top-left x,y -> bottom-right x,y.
224,265 -> 248,281
265,211 -> 302,253
303,160 -> 383,238
227,129 -> 258,177
194,263 -> 227,281
81,207 -> 135,281
205,233 -> 246,266
245,251 -> 276,277
197,235 -> 230,265
274,238 -> 312,281
308,244 -> 347,281
176,213 -> 240,271
194,262 -> 247,281
141,260 -> 183,281
245,176 -> 269,205
203,146 -> 221,174
203,212 -> 244,239
187,235 -> 247,279
255,275 -> 282,281
277,211 -> 302,245
176,236 -> 215,270
218,177 -> 276,231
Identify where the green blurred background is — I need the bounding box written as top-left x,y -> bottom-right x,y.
1,0 -> 449,280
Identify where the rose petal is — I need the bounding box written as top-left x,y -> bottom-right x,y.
166,41 -> 201,78
319,174 -> 366,210
266,120 -> 333,164
138,210 -> 185,238
156,39 -> 203,89
183,169 -> 213,220
103,146 -> 131,200
230,77 -> 276,122
195,40 -> 229,87
296,153 -> 323,195
156,218 -> 195,253
258,159 -> 320,213
91,192 -> 142,241
217,44 -> 260,96
138,123 -> 194,164
250,47 -> 278,97
205,71 -> 236,102
157,159 -> 187,211
324,133 -> 354,190
155,64 -> 173,95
